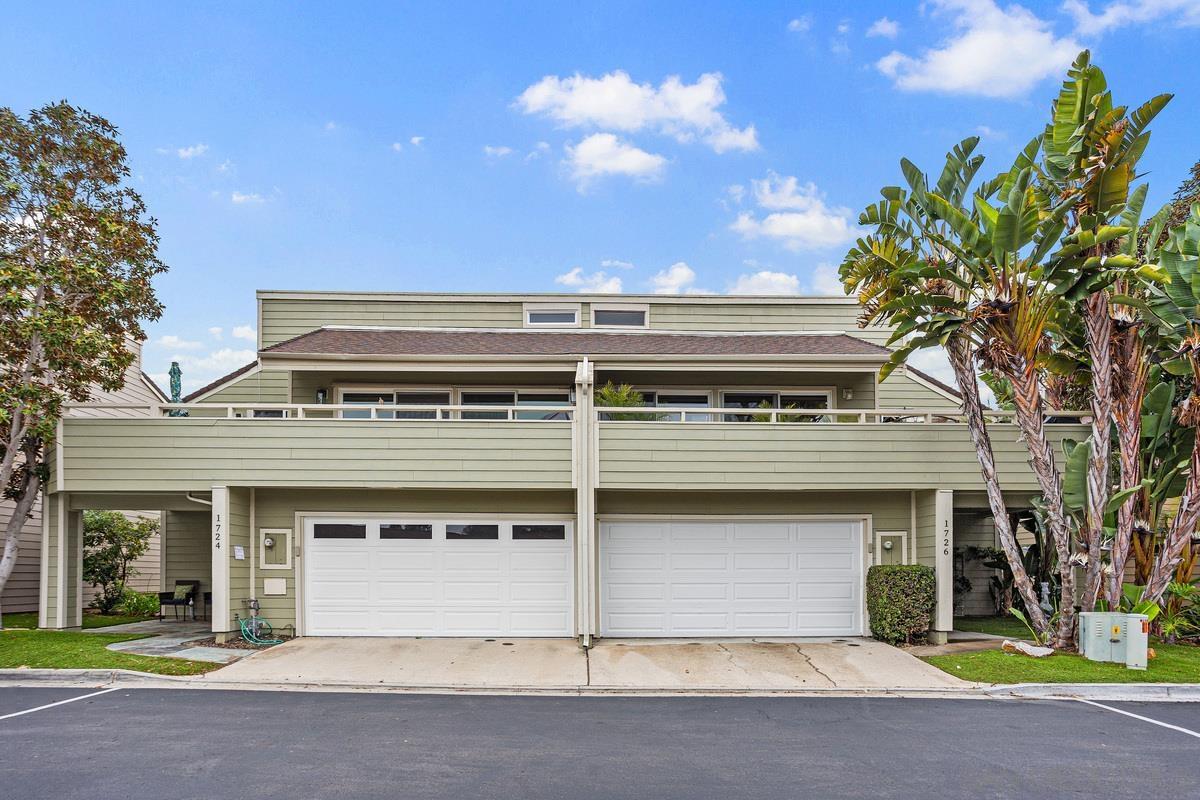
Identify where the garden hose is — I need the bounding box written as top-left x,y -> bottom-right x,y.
239,615 -> 283,645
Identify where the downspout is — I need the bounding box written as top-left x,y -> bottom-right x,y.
186,492 -> 213,506
574,357 -> 595,649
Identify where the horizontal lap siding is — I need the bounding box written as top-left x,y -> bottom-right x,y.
60,419 -> 574,492
914,491 -> 938,568
598,423 -> 1088,492
648,304 -> 888,343
226,489 -> 252,632
261,300 -> 524,347
0,500 -> 43,613
164,511 -> 212,620
201,370 -> 289,404
876,373 -> 960,410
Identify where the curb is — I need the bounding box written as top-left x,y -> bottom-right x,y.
2,670 -> 1197,701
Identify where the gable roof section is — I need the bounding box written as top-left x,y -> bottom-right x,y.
259,327 -> 892,359
182,360 -> 259,402
905,366 -> 962,401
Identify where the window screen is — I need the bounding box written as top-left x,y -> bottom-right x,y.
528,310 -> 578,325
380,523 -> 433,540
593,308 -> 646,326
312,523 -> 367,539
446,524 -> 499,540
513,524 -> 567,540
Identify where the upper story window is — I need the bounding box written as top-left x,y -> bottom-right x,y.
592,303 -> 649,328
525,303 -> 581,327
721,391 -> 832,423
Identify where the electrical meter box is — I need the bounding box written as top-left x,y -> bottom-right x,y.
1124,613 -> 1149,670
1077,611 -> 1148,670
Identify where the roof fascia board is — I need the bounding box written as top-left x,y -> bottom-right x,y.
256,289 -> 859,305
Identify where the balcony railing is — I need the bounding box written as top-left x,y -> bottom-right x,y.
593,406 -> 1091,424
65,403 -> 575,421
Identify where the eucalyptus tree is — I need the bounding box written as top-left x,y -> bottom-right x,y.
1038,52 -> 1173,610
840,137 -> 1052,636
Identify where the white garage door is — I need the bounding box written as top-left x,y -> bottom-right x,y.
600,518 -> 864,637
304,518 -> 573,637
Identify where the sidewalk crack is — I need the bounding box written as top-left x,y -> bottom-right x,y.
716,643 -> 751,675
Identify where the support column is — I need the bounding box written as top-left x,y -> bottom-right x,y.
573,358 -> 595,647
211,486 -> 230,635
933,489 -> 954,642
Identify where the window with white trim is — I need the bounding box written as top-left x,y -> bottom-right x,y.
525,303 -> 581,327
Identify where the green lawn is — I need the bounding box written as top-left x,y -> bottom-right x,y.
953,615 -> 1032,639
1,612 -> 38,630
0,629 -> 218,676
925,642 -> 1200,684
0,612 -> 154,630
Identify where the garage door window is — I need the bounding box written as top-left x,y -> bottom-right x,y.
312,523 -> 367,539
447,523 -> 500,540
513,524 -> 567,540
380,523 -> 433,540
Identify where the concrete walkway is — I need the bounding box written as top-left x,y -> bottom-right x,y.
211,636 -> 971,691
88,620 -> 244,665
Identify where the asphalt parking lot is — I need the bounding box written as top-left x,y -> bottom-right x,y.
1,687 -> 1197,799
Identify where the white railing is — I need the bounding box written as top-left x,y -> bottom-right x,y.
64,403 -> 575,421
593,406 -> 1092,424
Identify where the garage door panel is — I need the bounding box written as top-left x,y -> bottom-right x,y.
305,518 -> 572,637
601,519 -> 863,637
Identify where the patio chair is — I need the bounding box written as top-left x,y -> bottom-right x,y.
158,580 -> 200,621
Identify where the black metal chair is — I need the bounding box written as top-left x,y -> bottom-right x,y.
158,580 -> 200,621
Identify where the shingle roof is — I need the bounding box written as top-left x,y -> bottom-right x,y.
182,361 -> 258,402
907,366 -> 962,400
260,327 -> 892,358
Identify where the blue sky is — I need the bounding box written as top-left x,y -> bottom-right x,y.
3,1 -> 1199,390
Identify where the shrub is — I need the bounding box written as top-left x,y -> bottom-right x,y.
118,588 -> 160,618
866,564 -> 936,645
83,511 -> 158,613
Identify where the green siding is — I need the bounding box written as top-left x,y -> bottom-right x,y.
597,489 -> 910,531
59,418 -> 574,492
43,495 -> 58,626
914,490 -> 938,567
877,372 -> 960,410
259,295 -> 887,346
63,510 -> 81,628
225,488 -> 252,632
164,510 -> 212,620
598,421 -> 1088,492
200,369 -> 289,404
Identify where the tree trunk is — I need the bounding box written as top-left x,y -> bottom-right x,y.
1006,365 -> 1076,649
1142,441 -> 1200,604
0,438 -> 44,630
946,335 -> 1049,635
1081,291 -> 1114,611
1110,327 -> 1147,608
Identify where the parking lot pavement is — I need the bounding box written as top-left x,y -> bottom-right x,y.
1,687 -> 1197,800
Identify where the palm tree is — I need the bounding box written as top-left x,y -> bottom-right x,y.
1039,52 -> 1172,610
840,137 -> 1052,637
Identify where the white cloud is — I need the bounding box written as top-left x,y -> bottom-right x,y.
208,327 -> 223,339
787,16 -> 812,33
565,133 -> 666,189
907,347 -> 956,388
728,270 -> 802,295
216,159 -> 234,173
177,143 -> 208,159
554,267 -> 623,293
650,262 -> 701,294
1063,0 -> 1200,35
231,191 -> 265,204
232,325 -> 257,342
867,17 -> 901,38
156,334 -> 202,350
410,136 -> 425,146
483,145 -> 514,158
600,259 -> 635,270
729,172 -> 860,250
975,125 -> 1006,140
810,263 -> 845,295
836,21 -> 851,34
876,0 -> 1080,98
525,141 -> 552,161
324,121 -> 338,131
516,70 -> 758,153
391,142 -> 404,152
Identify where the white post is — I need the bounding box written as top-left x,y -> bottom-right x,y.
934,489 -> 954,634
211,486 -> 230,635
573,358 -> 595,647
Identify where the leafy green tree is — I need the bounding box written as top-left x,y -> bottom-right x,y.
0,102 -> 166,626
82,511 -> 157,614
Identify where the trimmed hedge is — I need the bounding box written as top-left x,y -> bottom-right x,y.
866,564 -> 936,645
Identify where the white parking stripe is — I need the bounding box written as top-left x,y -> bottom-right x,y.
0,688 -> 121,722
1076,699 -> 1200,740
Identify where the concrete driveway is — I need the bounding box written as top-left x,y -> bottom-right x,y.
211,637 -> 969,691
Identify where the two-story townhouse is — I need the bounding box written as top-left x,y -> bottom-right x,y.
37,291 -> 1087,644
